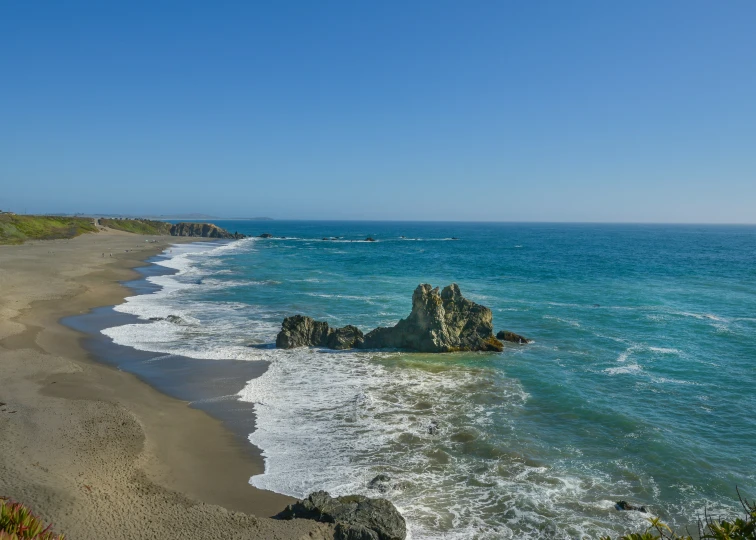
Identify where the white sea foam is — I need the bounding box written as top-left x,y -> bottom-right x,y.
603,345 -> 698,385
238,347 -> 645,539
543,314 -> 582,328
102,239 -> 274,361
604,363 -> 643,376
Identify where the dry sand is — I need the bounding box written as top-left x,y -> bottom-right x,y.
0,230 -> 334,539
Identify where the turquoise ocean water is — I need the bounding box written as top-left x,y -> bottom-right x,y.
103,222 -> 756,539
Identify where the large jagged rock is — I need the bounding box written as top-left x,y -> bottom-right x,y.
276,315 -> 364,350
360,284 -> 504,352
169,222 -> 245,239
275,491 -> 406,540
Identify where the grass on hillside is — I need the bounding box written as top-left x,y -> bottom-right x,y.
99,218 -> 172,235
0,215 -> 98,245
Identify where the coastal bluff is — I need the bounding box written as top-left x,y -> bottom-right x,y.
276,283 -> 530,353
98,218 -> 246,239
169,221 -> 246,239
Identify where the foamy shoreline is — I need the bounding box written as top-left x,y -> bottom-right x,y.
0,231 -> 335,539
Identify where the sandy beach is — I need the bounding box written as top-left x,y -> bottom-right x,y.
0,230 -> 333,539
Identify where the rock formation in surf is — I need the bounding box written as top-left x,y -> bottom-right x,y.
361,283 -> 503,352
275,283 -> 530,353
276,315 -> 364,350
169,222 -> 246,239
275,490 -> 406,540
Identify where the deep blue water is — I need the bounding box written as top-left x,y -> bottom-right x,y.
103,222 -> 756,539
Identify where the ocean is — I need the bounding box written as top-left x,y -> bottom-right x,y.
99,221 -> 756,539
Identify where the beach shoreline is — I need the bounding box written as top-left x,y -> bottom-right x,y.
0,231 -> 333,539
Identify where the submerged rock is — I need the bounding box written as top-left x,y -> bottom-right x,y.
368,474 -> 392,493
276,315 -> 364,350
258,233 -> 273,238
148,315 -> 189,325
616,500 -> 647,513
275,491 -> 406,540
496,330 -> 530,344
361,284 -> 504,353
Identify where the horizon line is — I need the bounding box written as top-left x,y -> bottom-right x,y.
5,211 -> 755,226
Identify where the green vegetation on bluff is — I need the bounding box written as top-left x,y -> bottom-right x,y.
0,497 -> 65,539
99,218 -> 172,235
0,214 -> 98,245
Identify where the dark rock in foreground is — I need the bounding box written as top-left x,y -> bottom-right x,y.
170,222 -> 245,239
275,491 -> 406,540
362,284 -> 503,352
276,315 -> 364,350
496,330 -> 530,344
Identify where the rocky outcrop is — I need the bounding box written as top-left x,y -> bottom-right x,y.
361,284 -> 504,352
275,491 -> 406,540
276,315 -> 364,350
274,284 -> 531,353
326,325 -> 365,350
496,330 -> 530,344
169,222 -> 246,239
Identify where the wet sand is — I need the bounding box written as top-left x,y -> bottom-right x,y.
0,230 -> 333,539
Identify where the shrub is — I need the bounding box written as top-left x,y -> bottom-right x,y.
0,498 -> 65,540
601,490 -> 755,540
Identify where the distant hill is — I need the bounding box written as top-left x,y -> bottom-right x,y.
151,213 -> 220,220
87,214 -> 274,221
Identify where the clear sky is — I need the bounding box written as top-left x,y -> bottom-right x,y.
1,1 -> 755,222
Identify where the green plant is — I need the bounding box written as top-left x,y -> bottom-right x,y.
0,498 -> 65,540
601,489 -> 755,540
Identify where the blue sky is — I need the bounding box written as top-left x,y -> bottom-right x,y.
1,1 -> 754,222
